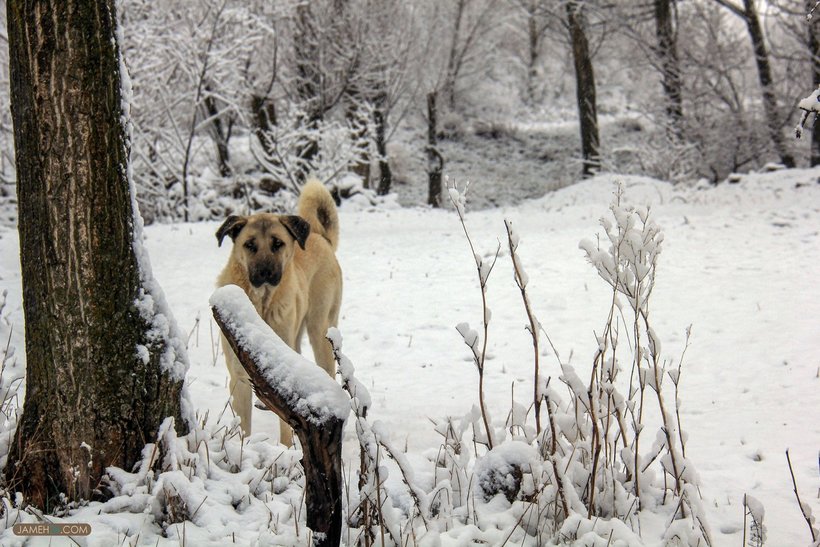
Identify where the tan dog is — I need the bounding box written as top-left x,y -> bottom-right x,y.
215,179 -> 342,446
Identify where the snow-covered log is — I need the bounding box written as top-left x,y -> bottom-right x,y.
210,285 -> 348,547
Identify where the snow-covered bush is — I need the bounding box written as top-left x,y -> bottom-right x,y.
251,108 -> 371,196
301,181 -> 715,545
0,291 -> 20,475
1,410 -> 309,544
363,181 -> 711,545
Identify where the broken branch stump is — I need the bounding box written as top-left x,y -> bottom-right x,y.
210,285 -> 349,546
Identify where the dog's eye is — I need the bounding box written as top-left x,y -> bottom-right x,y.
271,238 -> 284,252
244,240 -> 258,253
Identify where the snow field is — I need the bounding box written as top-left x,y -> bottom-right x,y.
0,170 -> 817,544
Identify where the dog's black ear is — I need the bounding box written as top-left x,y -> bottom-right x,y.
281,215 -> 310,250
216,215 -> 247,247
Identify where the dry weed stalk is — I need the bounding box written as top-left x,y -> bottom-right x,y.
449,183 -> 497,449
504,219 -> 543,436
786,449 -> 819,545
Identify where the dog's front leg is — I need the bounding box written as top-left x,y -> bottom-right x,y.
223,339 -> 253,436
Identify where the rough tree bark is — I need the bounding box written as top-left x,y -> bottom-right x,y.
212,294 -> 345,547
5,0 -> 185,509
567,0 -> 600,178
654,0 -> 683,137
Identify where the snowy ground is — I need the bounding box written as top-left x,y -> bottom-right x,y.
0,170 -> 818,545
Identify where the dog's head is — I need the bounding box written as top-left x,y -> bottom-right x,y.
216,213 -> 310,288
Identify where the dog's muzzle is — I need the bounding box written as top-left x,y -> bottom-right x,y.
250,266 -> 281,288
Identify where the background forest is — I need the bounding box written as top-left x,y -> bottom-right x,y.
1,0 -> 818,222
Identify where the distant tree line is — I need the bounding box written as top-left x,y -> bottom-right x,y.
1,0 -> 817,218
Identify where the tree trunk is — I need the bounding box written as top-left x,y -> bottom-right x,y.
427,92 -> 443,207
203,86 -> 232,177
742,0 -> 796,168
715,0 -> 796,167
347,98 -> 372,188
6,0 -> 185,509
444,0 -> 467,110
809,0 -> 820,166
251,94 -> 279,161
654,0 -> 683,137
293,3 -> 323,182
374,104 -> 393,196
527,5 -> 539,104
567,0 -> 600,178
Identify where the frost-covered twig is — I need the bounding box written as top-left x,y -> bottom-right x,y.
544,388 -> 570,520
449,182 -> 497,450
327,328 -> 405,545
373,422 -> 429,530
505,219 -> 544,435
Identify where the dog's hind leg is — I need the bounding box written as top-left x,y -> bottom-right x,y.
307,301 -> 339,378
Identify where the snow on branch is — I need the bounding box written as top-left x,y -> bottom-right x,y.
796,86 -> 820,139
210,284 -> 349,546
209,285 -> 349,425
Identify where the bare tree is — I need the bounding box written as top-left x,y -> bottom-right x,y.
441,0 -> 503,111
122,0 -> 275,221
676,3 -> 771,180
713,0 -> 797,167
5,0 -> 186,508
655,0 -> 684,136
567,0 -> 601,177
769,0 -> 820,165
509,0 -> 553,104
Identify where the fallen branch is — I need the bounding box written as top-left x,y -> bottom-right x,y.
211,285 -> 349,547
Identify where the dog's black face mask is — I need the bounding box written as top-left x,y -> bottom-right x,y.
249,260 -> 282,288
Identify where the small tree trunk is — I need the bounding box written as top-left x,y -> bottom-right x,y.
654,0 -> 684,137
6,0 -> 185,509
203,87 -> 232,177
444,0 -> 467,110
741,0 -> 796,168
567,0 -> 600,178
427,92 -> 443,207
374,105 -> 393,196
293,3 -> 324,183
347,98 -> 371,188
526,2 -> 540,104
251,94 -> 279,164
212,295 -> 345,547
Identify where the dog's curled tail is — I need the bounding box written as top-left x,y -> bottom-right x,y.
298,178 -> 339,251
